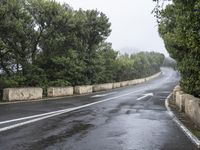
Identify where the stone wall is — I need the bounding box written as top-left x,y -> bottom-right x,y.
47,87 -> 73,97
120,81 -> 129,87
175,91 -> 184,111
3,88 -> 43,101
2,72 -> 161,101
137,78 -> 146,84
74,85 -> 93,95
129,79 -> 140,85
112,82 -> 121,89
93,83 -> 113,92
185,95 -> 200,126
146,72 -> 161,81
128,78 -> 146,86
173,85 -> 181,101
173,85 -> 200,126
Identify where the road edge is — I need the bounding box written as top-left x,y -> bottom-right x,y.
165,93 -> 200,148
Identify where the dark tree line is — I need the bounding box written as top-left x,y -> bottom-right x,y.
0,0 -> 164,97
155,0 -> 200,97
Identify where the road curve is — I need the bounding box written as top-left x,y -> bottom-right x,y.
0,68 -> 198,150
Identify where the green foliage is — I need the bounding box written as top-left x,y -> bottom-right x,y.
0,0 -> 165,99
0,75 -> 26,88
23,64 -> 47,87
157,0 -> 200,97
115,52 -> 164,81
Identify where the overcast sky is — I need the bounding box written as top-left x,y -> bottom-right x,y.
56,0 -> 168,56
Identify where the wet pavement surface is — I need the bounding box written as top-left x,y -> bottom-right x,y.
0,68 -> 198,150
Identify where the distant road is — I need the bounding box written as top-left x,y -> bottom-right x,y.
0,68 -> 198,150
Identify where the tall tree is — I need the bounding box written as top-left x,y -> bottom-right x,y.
157,0 -> 200,97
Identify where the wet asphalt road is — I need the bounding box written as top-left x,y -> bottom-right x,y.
0,68 -> 198,150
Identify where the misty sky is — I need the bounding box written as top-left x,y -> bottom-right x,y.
57,0 -> 168,56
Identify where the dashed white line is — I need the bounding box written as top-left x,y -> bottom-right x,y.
165,93 -> 200,148
137,93 -> 153,100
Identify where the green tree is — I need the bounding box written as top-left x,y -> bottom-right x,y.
0,0 -> 165,99
157,0 -> 200,97
0,0 -> 35,76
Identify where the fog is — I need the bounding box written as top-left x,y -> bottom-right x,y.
57,0 -> 168,56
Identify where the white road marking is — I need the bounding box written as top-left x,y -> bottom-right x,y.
91,92 -> 117,98
0,92 -> 117,125
0,89 -> 143,132
137,93 -> 153,101
165,93 -> 200,148
0,108 -> 74,125
0,108 -> 74,132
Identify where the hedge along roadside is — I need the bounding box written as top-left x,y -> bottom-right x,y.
2,72 -> 161,102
